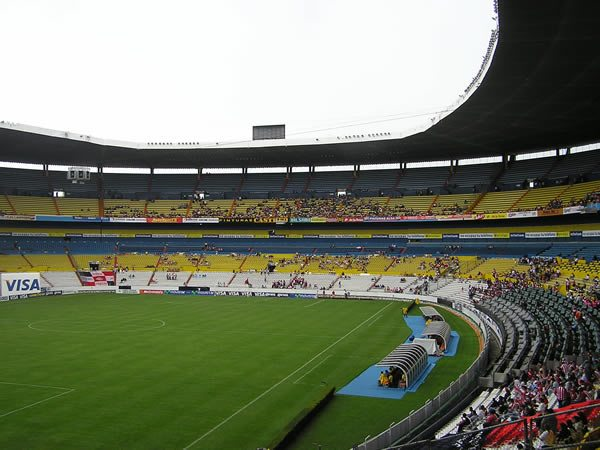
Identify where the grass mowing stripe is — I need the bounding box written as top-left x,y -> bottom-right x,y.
182,301 -> 395,449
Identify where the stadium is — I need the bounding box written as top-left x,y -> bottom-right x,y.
1,1 -> 599,449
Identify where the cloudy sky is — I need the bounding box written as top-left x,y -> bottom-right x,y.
0,0 -> 495,144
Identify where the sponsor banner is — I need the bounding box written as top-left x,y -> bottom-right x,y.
303,234 -> 320,238
326,217 -> 339,223
0,214 -> 35,221
146,217 -> 182,224
510,232 -> 526,238
435,214 -> 472,221
182,217 -> 220,224
202,234 -> 219,238
0,273 -> 41,297
582,230 -> 600,237
116,289 -> 139,294
389,233 -> 425,239
151,233 -> 186,238
0,232 -> 12,236
507,211 -> 538,218
310,217 -> 327,223
275,219 -> 288,225
563,205 -> 585,215
364,216 -> 401,222
494,232 -> 510,239
139,289 -> 164,294
78,271 -> 115,286
400,215 -> 436,222
72,216 -> 102,222
288,293 -> 318,299
371,234 -> 389,238
442,233 -> 460,239
109,217 -> 147,223
287,234 -> 303,238
342,217 -> 364,223
218,234 -> 255,239
290,217 -> 311,223
537,208 -> 562,217
483,212 -> 508,220
164,290 -> 215,296
525,232 -> 557,238
460,233 -> 495,239
135,234 -> 152,238
221,217 -> 275,223
320,234 -> 356,239
556,231 -> 570,238
12,232 -> 49,237
65,233 -> 83,237
36,215 -> 73,222
424,233 -> 442,239
355,234 -> 372,238
268,234 -> 286,239
570,231 -> 583,238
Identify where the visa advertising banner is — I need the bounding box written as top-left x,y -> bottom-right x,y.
0,272 -> 41,298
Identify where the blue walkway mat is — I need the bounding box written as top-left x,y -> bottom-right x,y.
445,331 -> 460,356
338,315 -> 460,399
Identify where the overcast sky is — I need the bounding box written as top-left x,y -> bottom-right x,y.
0,0 -> 495,144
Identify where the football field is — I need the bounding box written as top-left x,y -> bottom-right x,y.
0,294 -> 478,449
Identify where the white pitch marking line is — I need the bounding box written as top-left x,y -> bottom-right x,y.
293,355 -> 333,384
182,301 -> 394,449
0,383 -> 75,419
304,299 -> 326,308
0,381 -> 72,391
367,315 -> 383,327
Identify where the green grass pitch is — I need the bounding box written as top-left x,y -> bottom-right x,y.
0,294 -> 479,449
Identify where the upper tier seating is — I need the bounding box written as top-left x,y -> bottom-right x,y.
447,163 -> 501,190
352,170 -> 398,192
545,150 -> 600,180
103,173 -> 149,196
472,190 -> 525,213
307,171 -> 354,192
56,198 -> 99,216
242,173 -> 286,194
8,195 -> 56,215
104,199 -> 146,217
510,185 -> 568,211
197,174 -> 242,194
498,157 -> 556,185
0,195 -> 14,215
151,174 -> 196,196
145,200 -> 189,218
396,166 -> 450,191
0,168 -> 49,195
430,193 -> 478,214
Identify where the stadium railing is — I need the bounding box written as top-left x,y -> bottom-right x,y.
386,401 -> 600,450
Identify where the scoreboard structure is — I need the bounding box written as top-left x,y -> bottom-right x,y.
252,124 -> 285,141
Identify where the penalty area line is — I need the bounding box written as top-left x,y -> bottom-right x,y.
182,301 -> 394,449
0,386 -> 75,419
293,354 -> 333,384
304,299 -> 326,308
